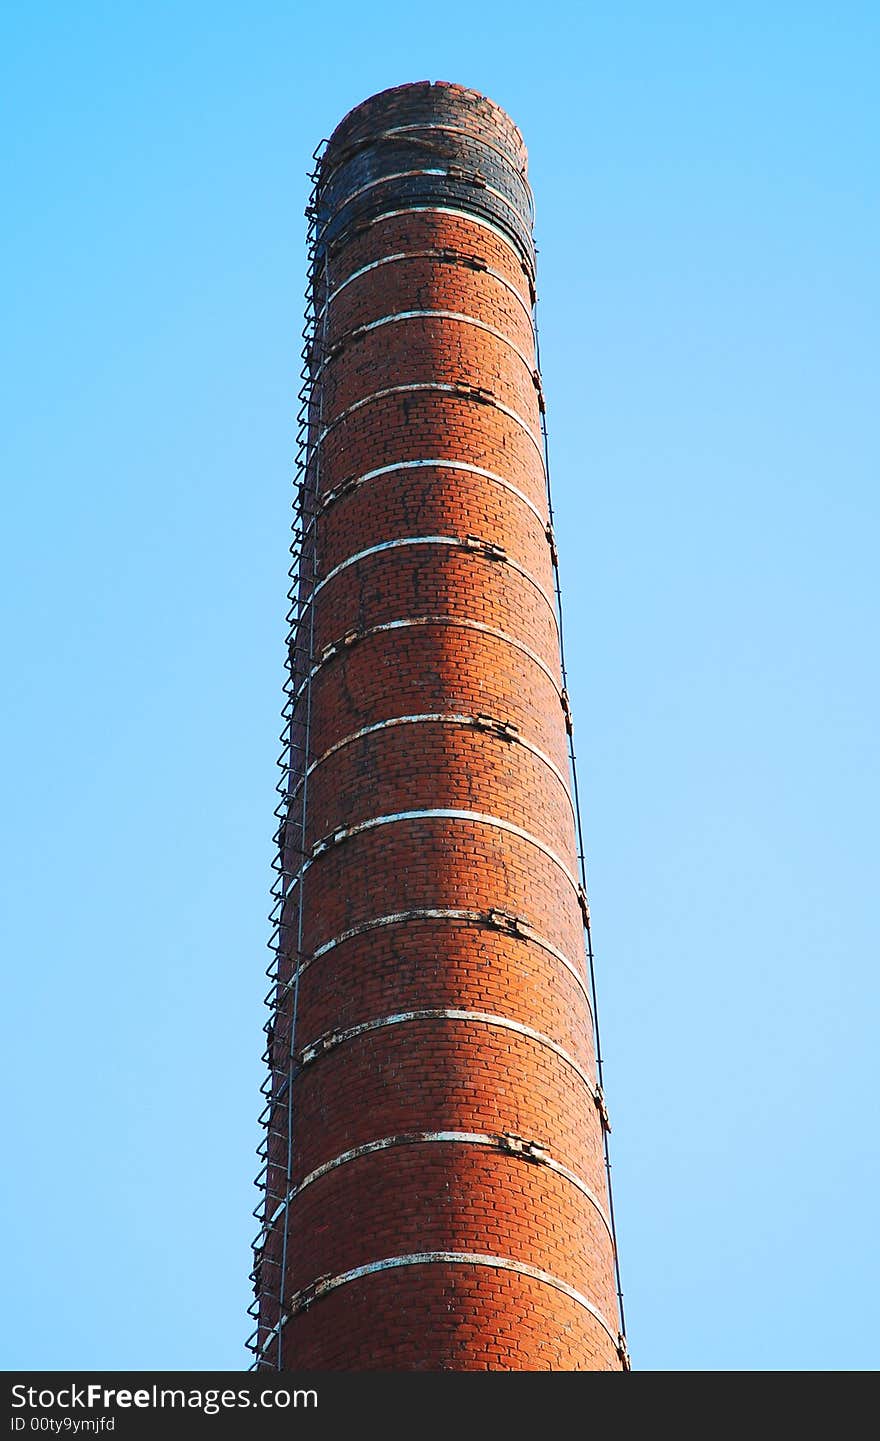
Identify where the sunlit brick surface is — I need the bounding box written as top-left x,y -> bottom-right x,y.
255,81 -> 623,1372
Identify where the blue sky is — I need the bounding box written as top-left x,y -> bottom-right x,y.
2,2 -> 877,1371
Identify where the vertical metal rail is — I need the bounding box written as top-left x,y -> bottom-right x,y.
532,298 -> 630,1370
248,143 -> 328,1370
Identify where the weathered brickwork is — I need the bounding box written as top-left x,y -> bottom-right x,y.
316,465 -> 551,585
286,1269 -> 619,1371
298,624 -> 570,771
253,81 -> 625,1372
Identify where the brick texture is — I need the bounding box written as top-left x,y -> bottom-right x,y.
254,81 -> 624,1373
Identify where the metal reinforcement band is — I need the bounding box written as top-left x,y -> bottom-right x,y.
295,1007 -> 598,1097
256,1253 -> 620,1355
316,169 -> 529,241
319,457 -> 547,529
320,250 -> 532,323
255,1130 -> 614,1245
317,124 -> 535,212
267,906 -> 592,1017
317,308 -> 537,385
336,205 -> 537,284
308,808 -> 580,897
312,535 -> 557,622
292,616 -> 562,703
315,169 -> 535,274
316,381 -> 543,458
289,713 -> 574,816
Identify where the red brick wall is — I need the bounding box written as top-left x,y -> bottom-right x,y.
254,82 -> 624,1372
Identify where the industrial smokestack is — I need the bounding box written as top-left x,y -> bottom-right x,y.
250,81 -> 627,1372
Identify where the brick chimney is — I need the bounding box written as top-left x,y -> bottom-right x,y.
250,81 -> 627,1373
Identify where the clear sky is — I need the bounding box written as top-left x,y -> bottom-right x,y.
2,2 -> 877,1373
